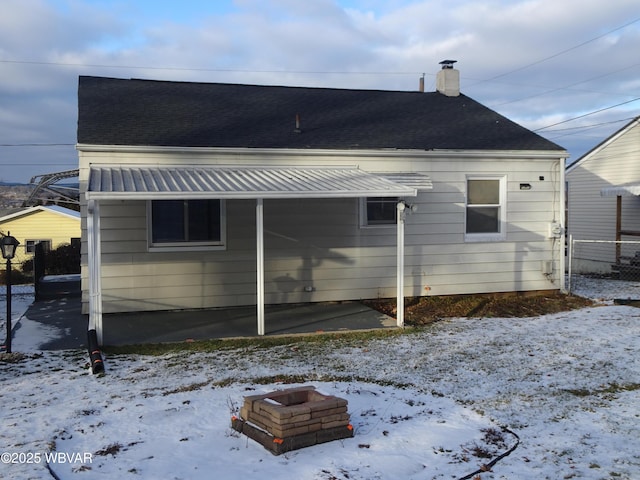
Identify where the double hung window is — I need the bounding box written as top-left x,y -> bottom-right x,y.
361,197 -> 398,227
465,176 -> 506,241
149,199 -> 225,250
26,239 -> 51,254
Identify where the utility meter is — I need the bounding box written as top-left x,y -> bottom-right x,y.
548,222 -> 563,238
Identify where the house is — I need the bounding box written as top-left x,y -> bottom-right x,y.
566,116 -> 640,274
0,205 -> 80,260
77,65 -> 568,343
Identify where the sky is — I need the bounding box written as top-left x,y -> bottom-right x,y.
0,0 -> 639,184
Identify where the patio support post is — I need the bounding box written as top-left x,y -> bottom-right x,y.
256,198 -> 265,335
396,202 -> 405,328
559,159 -> 566,292
87,199 -> 103,344
616,195 -> 622,264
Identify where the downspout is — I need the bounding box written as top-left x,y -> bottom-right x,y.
87,199 -> 103,343
396,202 -> 406,327
87,198 -> 105,374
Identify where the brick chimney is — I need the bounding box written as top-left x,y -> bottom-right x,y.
436,60 -> 460,97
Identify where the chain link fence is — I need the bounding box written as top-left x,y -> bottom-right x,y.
567,236 -> 640,294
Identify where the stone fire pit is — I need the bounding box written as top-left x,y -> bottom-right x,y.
231,386 -> 353,455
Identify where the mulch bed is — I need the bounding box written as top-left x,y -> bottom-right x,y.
364,293 -> 594,326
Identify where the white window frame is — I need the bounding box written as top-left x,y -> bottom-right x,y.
359,197 -> 399,228
25,239 -> 52,254
464,175 -> 507,242
147,199 -> 227,252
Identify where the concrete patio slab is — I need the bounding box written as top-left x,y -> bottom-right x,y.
102,301 -> 397,346
21,296 -> 397,349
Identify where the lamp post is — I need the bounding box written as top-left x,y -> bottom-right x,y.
1,232 -> 20,354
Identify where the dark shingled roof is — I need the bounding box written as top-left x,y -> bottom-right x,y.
77,76 -> 564,152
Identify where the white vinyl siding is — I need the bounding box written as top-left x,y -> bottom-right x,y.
566,119 -> 640,272
79,149 -> 564,313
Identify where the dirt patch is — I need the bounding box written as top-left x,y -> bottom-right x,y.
364,292 -> 594,326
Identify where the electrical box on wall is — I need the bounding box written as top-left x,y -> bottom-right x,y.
548,222 -> 563,238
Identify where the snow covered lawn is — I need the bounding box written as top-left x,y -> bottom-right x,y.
1,278 -> 639,479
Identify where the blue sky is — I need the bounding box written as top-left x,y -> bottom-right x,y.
1,0 -> 639,183
50,0 -> 239,22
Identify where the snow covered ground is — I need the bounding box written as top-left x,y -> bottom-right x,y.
0,277 -> 638,479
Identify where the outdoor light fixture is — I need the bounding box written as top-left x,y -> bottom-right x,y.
397,201 -> 418,213
1,232 -> 20,354
1,232 -> 19,260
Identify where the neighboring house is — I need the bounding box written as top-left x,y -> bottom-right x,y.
77,66 -> 568,342
0,205 -> 80,258
566,116 -> 640,274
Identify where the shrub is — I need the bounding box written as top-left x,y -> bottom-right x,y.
0,268 -> 32,286
21,243 -> 80,276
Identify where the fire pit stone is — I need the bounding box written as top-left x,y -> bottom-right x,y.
232,385 -> 353,455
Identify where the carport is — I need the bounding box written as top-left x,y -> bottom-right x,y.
85,165 -> 423,344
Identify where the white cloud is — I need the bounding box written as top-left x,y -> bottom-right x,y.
1,0 -> 639,181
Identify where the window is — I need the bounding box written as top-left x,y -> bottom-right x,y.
465,176 -> 506,241
25,239 -> 51,254
361,197 -> 398,227
149,199 -> 225,250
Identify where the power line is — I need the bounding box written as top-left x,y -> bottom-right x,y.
469,16 -> 640,86
1,14 -> 638,100
543,117 -> 635,134
0,58 -> 425,77
545,124 -> 630,141
2,112 -> 638,147
534,97 -> 640,131
0,143 -> 74,147
489,62 -> 640,107
5,15 -> 640,83
0,162 -> 76,165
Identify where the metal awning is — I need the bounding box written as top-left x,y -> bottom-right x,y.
86,165 -> 421,200
601,184 -> 640,197
85,164 -> 430,344
378,172 -> 433,191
